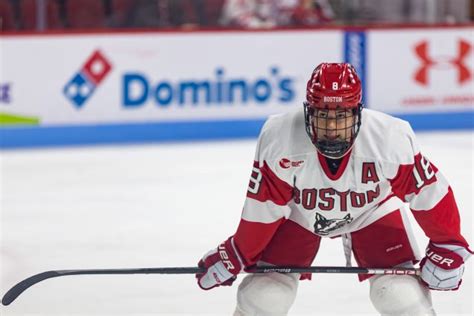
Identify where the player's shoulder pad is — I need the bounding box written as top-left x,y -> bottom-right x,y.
355,109 -> 418,164
255,108 -> 313,164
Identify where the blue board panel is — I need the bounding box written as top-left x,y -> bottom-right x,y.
1,112 -> 472,149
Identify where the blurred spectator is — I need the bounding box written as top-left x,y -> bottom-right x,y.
335,0 -> 471,24
220,0 -> 333,28
312,0 -> 334,21
0,0 -> 16,30
66,0 -> 105,28
220,0 -> 279,28
409,0 -> 471,23
109,0 -> 134,27
3,0 -> 473,32
290,0 -> 334,26
334,0 -> 407,23
274,0 -> 299,25
202,0 -> 226,26
438,0 -> 470,23
168,0 -> 204,29
471,0 -> 474,20
110,0 -> 168,28
20,0 -> 63,30
167,0 -> 224,29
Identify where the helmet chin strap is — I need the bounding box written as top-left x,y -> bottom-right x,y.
316,139 -> 352,159
315,141 -> 354,159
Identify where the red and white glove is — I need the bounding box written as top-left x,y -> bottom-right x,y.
420,242 -> 472,291
196,237 -> 244,290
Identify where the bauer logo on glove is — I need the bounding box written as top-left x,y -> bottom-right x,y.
420,242 -> 473,291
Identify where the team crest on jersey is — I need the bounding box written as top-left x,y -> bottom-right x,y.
314,213 -> 353,236
279,158 -> 304,169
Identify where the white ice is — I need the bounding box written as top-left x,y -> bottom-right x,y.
1,131 -> 473,315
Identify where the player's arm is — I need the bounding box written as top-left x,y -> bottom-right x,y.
390,153 -> 468,246
196,122 -> 294,290
233,160 -> 294,266
196,160 -> 293,290
389,126 -> 472,290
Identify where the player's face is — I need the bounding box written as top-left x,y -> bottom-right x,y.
312,109 -> 355,142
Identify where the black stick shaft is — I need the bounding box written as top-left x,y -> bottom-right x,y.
2,266 -> 418,306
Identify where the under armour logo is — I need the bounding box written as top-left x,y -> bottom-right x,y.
414,40 -> 472,86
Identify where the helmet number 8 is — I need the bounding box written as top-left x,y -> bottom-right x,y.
332,82 -> 338,90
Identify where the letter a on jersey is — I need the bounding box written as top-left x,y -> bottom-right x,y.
362,162 -> 380,184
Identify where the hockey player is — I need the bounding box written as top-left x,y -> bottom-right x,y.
196,62 -> 472,315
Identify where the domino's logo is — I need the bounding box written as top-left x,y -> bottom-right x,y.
63,50 -> 112,108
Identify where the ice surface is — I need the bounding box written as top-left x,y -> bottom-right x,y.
1,131 -> 472,315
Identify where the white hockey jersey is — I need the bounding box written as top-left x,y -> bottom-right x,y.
233,108 -> 469,266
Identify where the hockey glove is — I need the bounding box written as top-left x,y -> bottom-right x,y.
196,237 -> 244,290
420,242 -> 472,291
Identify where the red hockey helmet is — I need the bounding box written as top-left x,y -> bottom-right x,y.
304,63 -> 363,158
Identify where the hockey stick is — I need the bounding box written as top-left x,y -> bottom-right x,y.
2,266 -> 419,306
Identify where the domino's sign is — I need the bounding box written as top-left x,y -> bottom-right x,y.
122,66 -> 295,108
63,50 -> 112,109
62,51 -> 297,114
1,30 -> 342,127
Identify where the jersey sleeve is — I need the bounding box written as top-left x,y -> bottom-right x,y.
389,124 -> 469,248
232,120 -> 294,267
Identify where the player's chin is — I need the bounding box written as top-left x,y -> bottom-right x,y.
322,136 -> 342,142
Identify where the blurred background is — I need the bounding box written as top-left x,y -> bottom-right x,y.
0,0 -> 473,31
0,0 -> 473,147
0,1 -> 473,315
